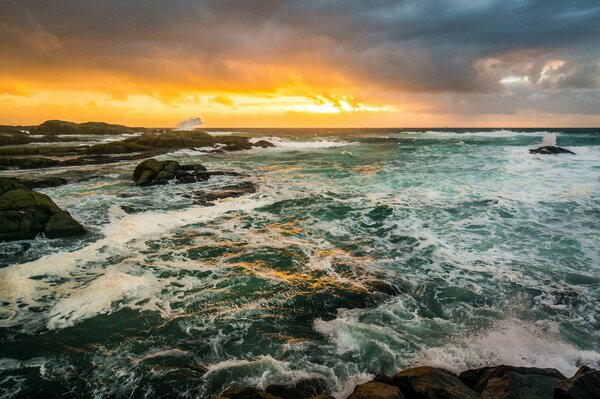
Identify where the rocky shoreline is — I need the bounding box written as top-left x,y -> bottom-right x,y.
211,364 -> 599,399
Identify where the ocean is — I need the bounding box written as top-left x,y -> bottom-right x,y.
1,128 -> 599,398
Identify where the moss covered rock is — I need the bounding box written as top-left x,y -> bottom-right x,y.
0,187 -> 85,241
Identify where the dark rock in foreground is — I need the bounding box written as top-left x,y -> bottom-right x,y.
392,366 -> 480,399
529,146 -> 575,155
215,364 -> 600,399
555,366 -> 600,399
0,179 -> 85,241
459,365 -> 566,393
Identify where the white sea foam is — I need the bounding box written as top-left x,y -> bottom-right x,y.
413,130 -> 555,139
415,320 -> 600,376
47,271 -> 160,329
0,196 -> 274,330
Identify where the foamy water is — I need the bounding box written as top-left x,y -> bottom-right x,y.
0,128 -> 599,398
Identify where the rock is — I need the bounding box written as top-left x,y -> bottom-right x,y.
44,210 -> 85,238
133,159 -> 182,186
183,182 -> 257,205
216,386 -> 281,399
85,130 -> 256,155
392,366 -> 480,399
0,156 -> 60,169
0,188 -> 85,241
132,159 -> 224,186
554,366 -> 600,399
459,365 -> 565,393
253,140 -> 275,148
0,177 -> 27,195
480,372 -> 561,398
349,381 -> 405,399
30,120 -> 144,136
265,377 -> 329,398
529,146 -> 575,155
21,177 -> 68,189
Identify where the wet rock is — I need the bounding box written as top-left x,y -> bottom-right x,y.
133,159 -> 246,187
253,140 -> 276,148
133,159 -> 192,186
21,177 -> 69,189
459,365 -> 566,393
183,181 -> 257,204
349,381 -> 405,399
265,377 -> 329,398
554,366 -> 600,399
0,188 -> 85,241
392,366 -> 480,399
0,156 -> 60,169
480,372 -> 561,398
529,146 -> 575,155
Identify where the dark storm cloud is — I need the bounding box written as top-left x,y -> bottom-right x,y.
1,0 -> 599,94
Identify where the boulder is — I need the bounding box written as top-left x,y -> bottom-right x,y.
459,365 -> 565,393
349,381 -> 405,399
133,159 -> 182,186
554,366 -> 600,399
132,159 -> 221,186
0,188 -> 84,241
265,377 -> 329,398
529,146 -> 575,155
480,372 -> 561,398
392,367 -> 480,399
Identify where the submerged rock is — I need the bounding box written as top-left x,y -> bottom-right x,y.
529,146 -> 575,155
349,381 -> 404,399
554,366 -> 600,399
183,181 -> 257,205
0,187 -> 85,241
392,366 -> 480,399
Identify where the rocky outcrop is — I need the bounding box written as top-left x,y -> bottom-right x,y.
0,182 -> 85,241
554,366 -> 600,399
215,365 -> 599,399
30,120 -> 147,136
459,365 -> 566,393
529,146 -> 576,155
392,366 -> 480,399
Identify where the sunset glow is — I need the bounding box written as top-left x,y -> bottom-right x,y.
1,1 -> 599,127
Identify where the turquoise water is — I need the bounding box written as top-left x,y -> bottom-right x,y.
1,129 -> 599,398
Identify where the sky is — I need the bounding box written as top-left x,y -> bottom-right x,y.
1,0 -> 599,127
